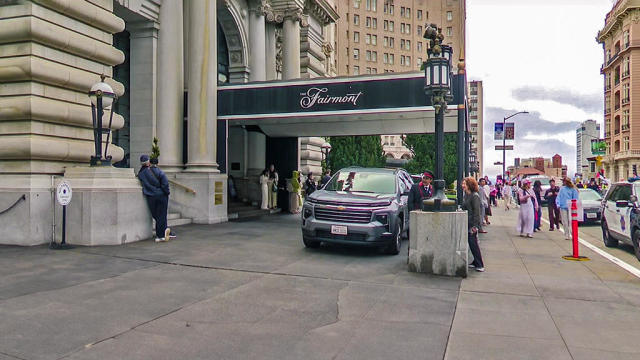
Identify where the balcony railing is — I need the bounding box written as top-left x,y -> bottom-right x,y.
622,124 -> 630,131
622,71 -> 630,78
615,104 -> 621,110
613,150 -> 640,160
622,97 -> 630,105
615,129 -> 620,134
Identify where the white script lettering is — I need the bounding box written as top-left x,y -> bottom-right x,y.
300,87 -> 363,109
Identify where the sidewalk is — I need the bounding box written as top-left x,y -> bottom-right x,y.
446,203 -> 640,360
1,206 -> 640,359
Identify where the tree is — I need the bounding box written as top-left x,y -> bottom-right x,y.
327,136 -> 386,172
403,134 -> 458,186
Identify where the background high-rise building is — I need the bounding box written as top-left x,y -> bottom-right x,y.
576,120 -> 601,177
334,0 -> 466,163
598,1 -> 640,181
468,80 -> 483,178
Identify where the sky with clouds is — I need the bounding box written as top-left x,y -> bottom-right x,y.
466,0 -> 615,177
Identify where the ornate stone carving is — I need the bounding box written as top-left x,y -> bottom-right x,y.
282,8 -> 308,27
321,42 -> 333,58
275,27 -> 283,72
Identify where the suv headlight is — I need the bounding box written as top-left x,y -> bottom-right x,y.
303,208 -> 313,219
375,214 -> 389,225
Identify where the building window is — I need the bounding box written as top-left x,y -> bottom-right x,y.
383,53 -> 388,64
624,29 -> 630,48
400,55 -> 405,66
447,11 -> 453,21
372,68 -> 377,74
383,36 -> 388,47
354,0 -> 360,9
406,8 -> 411,18
354,31 -> 360,43
417,25 -> 422,36
400,6 -> 405,17
384,20 -> 388,31
447,27 -> 453,36
405,40 -> 410,50
389,37 -> 394,48
406,24 -> 411,34
417,10 -> 422,20
389,4 -> 394,14
366,0 -> 370,10
624,136 -> 630,150
366,50 -> 371,61
366,17 -> 371,28
400,39 -> 405,49
354,48 -> 360,59
401,23 -> 405,34
372,18 -> 377,29
417,41 -> 422,52
365,33 -> 370,44
417,57 -> 422,66
372,35 -> 377,45
389,21 -> 394,32
406,56 -> 411,66
623,57 -> 630,77
354,65 -> 360,75
354,14 -> 359,25
389,53 -> 394,64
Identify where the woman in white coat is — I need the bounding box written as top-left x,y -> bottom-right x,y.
517,179 -> 538,238
259,169 -> 269,210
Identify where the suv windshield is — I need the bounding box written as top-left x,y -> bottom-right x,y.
325,171 -> 397,194
579,189 -> 601,201
529,177 -> 550,186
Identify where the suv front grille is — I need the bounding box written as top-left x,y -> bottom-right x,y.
316,230 -> 368,242
314,207 -> 373,223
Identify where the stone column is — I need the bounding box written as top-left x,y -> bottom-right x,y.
282,9 -> 304,80
186,0 -> 218,172
128,21 -> 158,170
265,23 -> 277,80
157,0 -> 184,172
249,1 -> 267,82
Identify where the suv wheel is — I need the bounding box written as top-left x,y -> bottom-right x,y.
633,230 -> 640,261
385,222 -> 402,255
602,220 -> 618,248
303,236 -> 321,249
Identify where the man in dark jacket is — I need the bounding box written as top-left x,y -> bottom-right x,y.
138,154 -> 171,242
408,171 -> 434,211
544,179 -> 561,231
320,169 -> 332,188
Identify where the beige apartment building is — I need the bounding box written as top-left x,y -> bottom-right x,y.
334,0 -> 466,162
598,0 -> 640,181
469,80 -> 483,178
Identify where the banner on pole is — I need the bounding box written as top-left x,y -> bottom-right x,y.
494,123 -> 504,140
505,122 -> 515,140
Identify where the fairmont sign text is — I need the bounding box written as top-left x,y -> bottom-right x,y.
300,87 -> 363,109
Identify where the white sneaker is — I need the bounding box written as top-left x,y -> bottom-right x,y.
475,267 -> 485,272
468,264 -> 476,268
164,228 -> 171,241
155,238 -> 163,243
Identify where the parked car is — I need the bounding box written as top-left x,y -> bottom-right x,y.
578,188 -> 602,224
600,181 -> 640,261
301,167 -> 413,255
525,175 -> 552,205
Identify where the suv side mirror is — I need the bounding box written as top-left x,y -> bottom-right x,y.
616,200 -> 632,208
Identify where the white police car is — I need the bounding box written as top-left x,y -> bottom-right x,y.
601,181 -> 640,261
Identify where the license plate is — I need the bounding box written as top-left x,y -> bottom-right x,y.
331,225 -> 348,235
587,213 -> 597,219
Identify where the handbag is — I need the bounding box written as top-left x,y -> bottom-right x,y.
272,181 -> 278,193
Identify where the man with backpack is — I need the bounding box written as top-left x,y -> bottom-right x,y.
138,154 -> 171,242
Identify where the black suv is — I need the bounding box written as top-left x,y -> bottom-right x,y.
301,167 -> 413,255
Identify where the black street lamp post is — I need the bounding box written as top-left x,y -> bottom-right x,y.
88,75 -> 117,166
422,24 -> 456,212
500,111 -> 528,181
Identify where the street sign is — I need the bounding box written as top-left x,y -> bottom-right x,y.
591,139 -> 606,155
56,181 -> 72,206
494,123 -> 504,140
505,122 -> 515,140
495,145 -> 514,151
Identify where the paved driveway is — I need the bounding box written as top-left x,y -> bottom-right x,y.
0,214 -> 460,360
